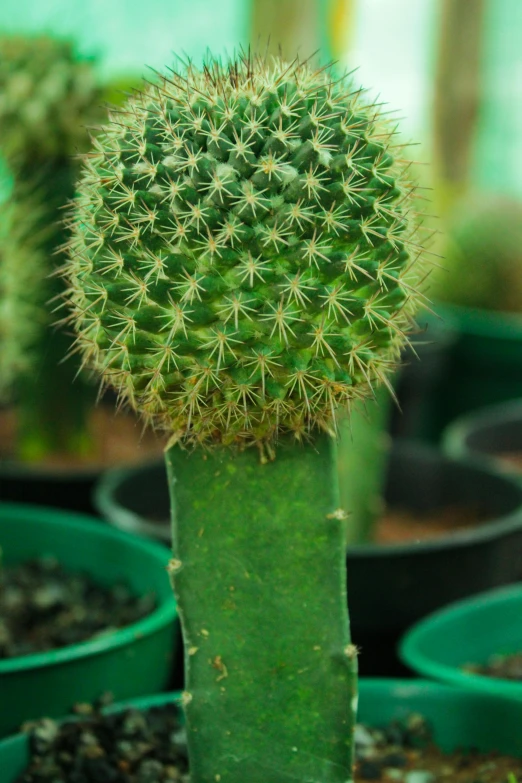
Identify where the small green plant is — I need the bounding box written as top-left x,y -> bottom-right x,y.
431,195 -> 522,315
65,52 -> 430,782
0,35 -> 102,460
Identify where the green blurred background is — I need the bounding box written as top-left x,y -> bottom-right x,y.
1,0 -> 521,198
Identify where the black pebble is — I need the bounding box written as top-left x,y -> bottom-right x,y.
382,751 -> 407,768
358,759 -> 383,780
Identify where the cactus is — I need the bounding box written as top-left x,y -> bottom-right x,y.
0,189 -> 48,399
431,196 -> 522,314
0,36 -> 102,459
65,53 -> 429,783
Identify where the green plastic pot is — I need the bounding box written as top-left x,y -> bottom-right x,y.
443,399 -> 522,483
3,679 -> 522,780
0,503 -> 178,737
400,584 -> 522,699
433,303 -> 522,436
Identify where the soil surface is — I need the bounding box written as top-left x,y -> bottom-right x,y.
495,451 -> 522,474
373,506 -> 486,545
16,704 -> 522,782
0,557 -> 157,658
464,652 -> 522,682
0,406 -> 167,471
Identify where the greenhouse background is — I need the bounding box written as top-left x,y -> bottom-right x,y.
0,0 -> 520,196
3,2 -> 522,779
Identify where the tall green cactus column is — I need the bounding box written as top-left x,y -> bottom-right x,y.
65,52 -> 429,783
0,37 -> 101,459
167,435 -> 356,782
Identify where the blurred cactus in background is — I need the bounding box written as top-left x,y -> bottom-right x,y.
432,196 -> 522,314
0,185 -> 47,395
0,36 -> 99,161
0,36 -> 102,460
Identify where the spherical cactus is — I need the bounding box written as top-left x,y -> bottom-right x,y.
66,54 -> 430,448
0,36 -> 100,161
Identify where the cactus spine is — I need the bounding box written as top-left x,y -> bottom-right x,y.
66,53 -> 429,782
0,36 -> 101,459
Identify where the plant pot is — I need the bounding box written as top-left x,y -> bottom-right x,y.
390,310 -> 457,442
0,503 -> 178,737
94,441 -> 522,677
2,679 -> 522,780
95,459 -> 172,544
0,405 -> 165,515
443,399 -> 522,483
400,584 -> 522,700
349,441 -> 522,675
432,303 -> 522,437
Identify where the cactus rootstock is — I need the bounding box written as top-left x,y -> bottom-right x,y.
66,54 -> 430,448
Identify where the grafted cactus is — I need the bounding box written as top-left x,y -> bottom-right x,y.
66,53 -> 430,783
0,36 -> 101,459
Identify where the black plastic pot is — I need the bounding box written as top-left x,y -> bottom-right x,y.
95,459 -> 171,541
390,311 -> 457,442
443,399 -> 522,483
0,398 -> 163,515
348,441 -> 522,675
0,461 -> 106,515
94,442 -> 522,678
431,303 -> 522,437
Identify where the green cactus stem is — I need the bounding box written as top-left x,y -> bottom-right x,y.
0,36 -> 101,459
167,432 -> 357,781
65,53 -> 429,782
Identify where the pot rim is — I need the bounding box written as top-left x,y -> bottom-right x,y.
443,399 -> 522,461
1,677 -> 521,754
94,446 -> 522,558
0,503 -> 177,674
399,583 -> 522,696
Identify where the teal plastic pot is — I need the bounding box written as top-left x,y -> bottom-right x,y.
2,679 -> 522,780
443,399 -> 522,483
400,584 -> 522,699
433,303 -> 522,435
0,503 -> 177,737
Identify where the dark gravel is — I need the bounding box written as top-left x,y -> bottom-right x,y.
465,652 -> 522,681
14,701 -> 522,782
0,556 -> 157,658
17,700 -> 188,783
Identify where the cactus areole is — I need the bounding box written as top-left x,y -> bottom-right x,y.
66,54 -> 429,783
